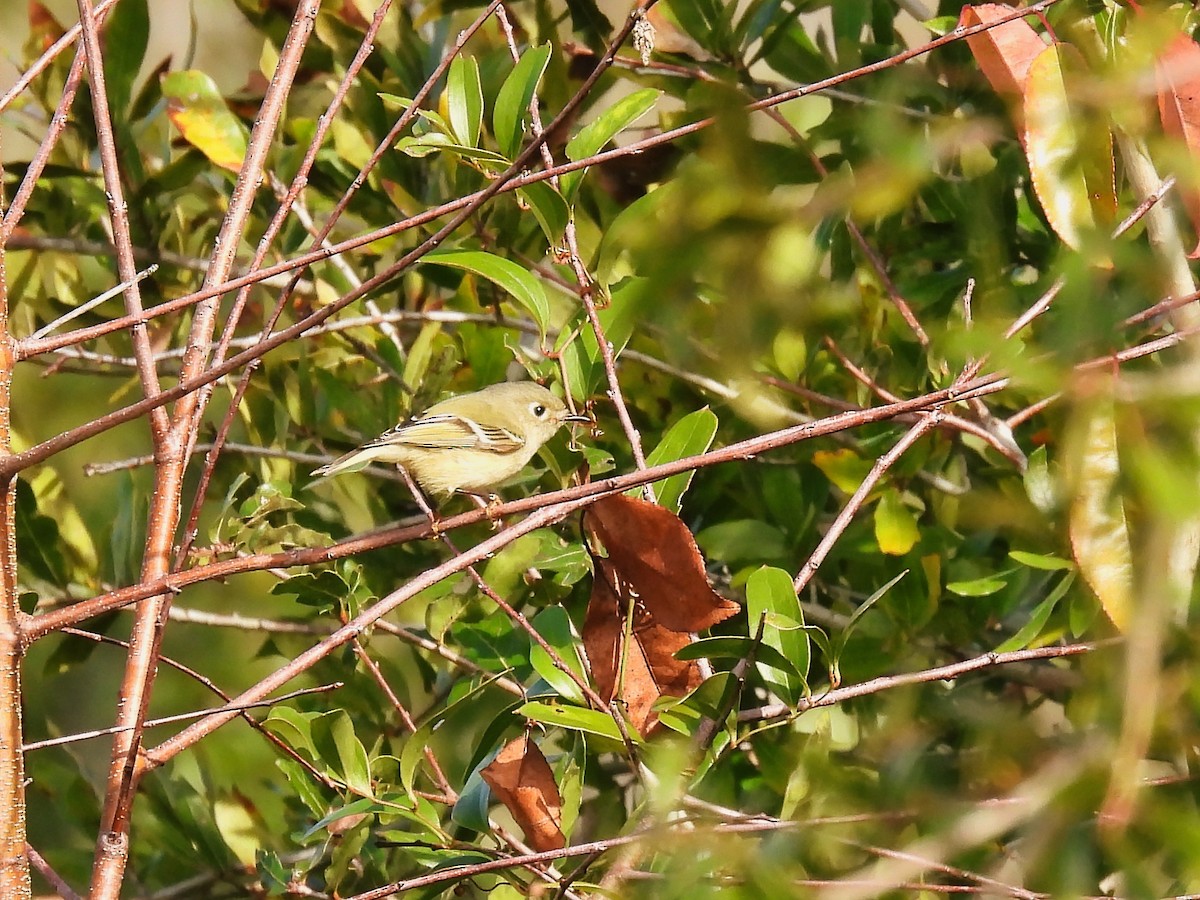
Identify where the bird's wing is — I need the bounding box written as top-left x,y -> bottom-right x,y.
367,414 -> 525,453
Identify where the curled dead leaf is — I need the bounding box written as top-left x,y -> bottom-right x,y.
583,494 -> 740,733
480,734 -> 565,852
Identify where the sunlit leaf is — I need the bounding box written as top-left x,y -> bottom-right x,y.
161,70 -> 248,172
1022,44 -> 1116,255
874,488 -> 919,556
563,88 -> 660,197
1069,398 -> 1132,632
493,44 -> 551,158
446,55 -> 483,148
637,407 -> 719,513
422,248 -> 550,340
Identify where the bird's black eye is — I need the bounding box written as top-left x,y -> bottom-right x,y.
532,404 -> 547,417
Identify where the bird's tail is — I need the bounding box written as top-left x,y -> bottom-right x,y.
310,447 -> 381,478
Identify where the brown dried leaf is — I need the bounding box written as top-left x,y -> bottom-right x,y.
960,4 -> 1047,108
583,556 -> 702,733
480,735 -> 565,852
1155,33 -> 1200,257
586,493 -> 740,632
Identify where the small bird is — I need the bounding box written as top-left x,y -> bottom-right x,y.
311,381 -> 591,498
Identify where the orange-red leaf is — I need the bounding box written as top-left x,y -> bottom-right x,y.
960,5 -> 1046,106
28,1 -> 65,52
480,735 -> 565,852
1155,33 -> 1200,257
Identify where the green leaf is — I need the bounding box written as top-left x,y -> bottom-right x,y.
560,278 -> 649,401
15,479 -> 68,588
995,572 -> 1075,653
696,519 -> 788,564
103,0 -> 149,116
745,566 -> 809,705
422,248 -> 549,340
450,761 -> 493,833
516,700 -> 636,743
447,55 -> 483,147
874,489 -> 919,556
1010,550 -> 1074,571
529,607 -> 586,704
293,710 -> 373,797
517,179 -> 569,246
394,133 -> 509,163
947,575 -> 1008,597
161,70 -> 248,173
493,44 -> 552,158
636,407 -> 719,513
563,88 -> 660,197
674,636 -> 798,673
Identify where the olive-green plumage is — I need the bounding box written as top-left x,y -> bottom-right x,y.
311,382 -> 589,496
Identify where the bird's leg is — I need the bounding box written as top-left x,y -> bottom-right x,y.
398,467 -> 442,535
463,491 -> 504,530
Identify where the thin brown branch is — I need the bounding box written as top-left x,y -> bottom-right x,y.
793,409 -> 944,593
0,128 -> 30,896
738,642 -> 1096,722
174,0 -> 396,567
73,0 -> 167,441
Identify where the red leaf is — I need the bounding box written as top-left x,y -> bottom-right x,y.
960,5 -> 1047,105
1154,33 -> 1200,257
480,735 -> 565,852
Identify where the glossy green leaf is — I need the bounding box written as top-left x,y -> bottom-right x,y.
745,565 -> 809,704
635,407 -> 719,513
1009,550 -> 1074,571
422,248 -> 549,339
447,55 -> 482,147
530,607 -> 586,704
563,88 -> 660,197
493,44 -> 551,158
946,575 -> 1008,597
516,700 -> 635,743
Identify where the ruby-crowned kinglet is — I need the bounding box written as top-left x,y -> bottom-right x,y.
311,381 -> 590,497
